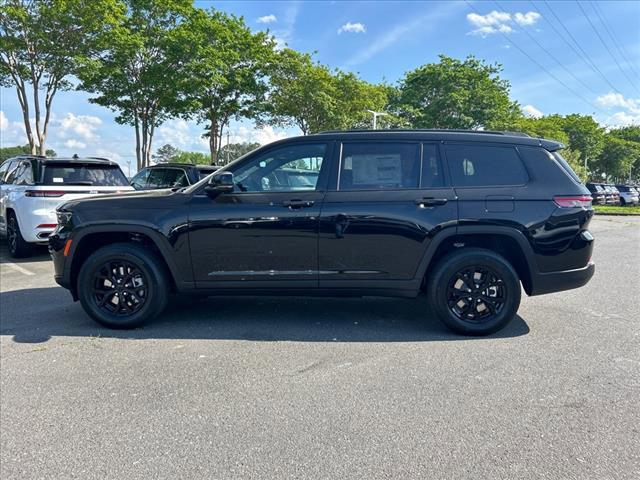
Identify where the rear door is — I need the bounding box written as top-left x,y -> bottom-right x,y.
318,141 -> 457,286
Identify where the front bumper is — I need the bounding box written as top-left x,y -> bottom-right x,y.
529,261 -> 595,296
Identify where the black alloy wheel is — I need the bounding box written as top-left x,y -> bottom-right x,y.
92,260 -> 148,316
446,266 -> 505,323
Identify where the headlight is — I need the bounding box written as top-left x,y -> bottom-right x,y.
56,211 -> 73,226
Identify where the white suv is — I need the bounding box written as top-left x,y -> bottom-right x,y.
0,156 -> 133,257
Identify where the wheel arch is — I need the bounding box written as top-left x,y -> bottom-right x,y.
67,225 -> 184,296
416,226 -> 536,295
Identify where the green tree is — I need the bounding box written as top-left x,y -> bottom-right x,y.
561,114 -> 604,167
78,0 -> 193,169
172,151 -> 210,164
391,55 -> 520,130
178,9 -> 274,163
0,144 -> 56,162
0,0 -> 123,154
264,49 -> 390,134
152,144 -> 180,163
218,142 -> 260,164
510,115 -> 569,144
595,135 -> 640,182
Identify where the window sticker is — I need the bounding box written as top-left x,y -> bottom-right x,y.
351,154 -> 402,185
53,177 -> 64,183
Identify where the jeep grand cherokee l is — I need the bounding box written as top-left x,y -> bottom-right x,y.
49,130 -> 595,335
0,155 -> 132,257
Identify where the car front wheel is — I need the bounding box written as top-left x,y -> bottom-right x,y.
77,243 -> 169,329
427,248 -> 521,336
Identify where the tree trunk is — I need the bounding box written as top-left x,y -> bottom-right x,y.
14,82 -> 36,153
209,117 -> 219,165
134,115 -> 142,171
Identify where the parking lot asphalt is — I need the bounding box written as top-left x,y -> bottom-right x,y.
1,215 -> 639,479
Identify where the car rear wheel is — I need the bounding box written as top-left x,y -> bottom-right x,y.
7,214 -> 33,258
77,243 -> 169,329
427,248 -> 521,336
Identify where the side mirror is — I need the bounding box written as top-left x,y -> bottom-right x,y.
204,171 -> 234,198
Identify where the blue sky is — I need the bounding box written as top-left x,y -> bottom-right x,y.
1,0 -> 639,174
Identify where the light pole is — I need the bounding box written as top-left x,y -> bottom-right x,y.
366,110 -> 388,130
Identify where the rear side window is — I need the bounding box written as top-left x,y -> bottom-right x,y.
446,144 -> 528,187
551,152 -> 582,184
14,161 -> 34,185
339,142 -> 420,190
42,163 -> 128,186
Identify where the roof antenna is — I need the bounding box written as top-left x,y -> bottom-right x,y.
72,154 -> 79,159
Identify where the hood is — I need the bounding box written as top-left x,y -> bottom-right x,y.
59,188 -> 184,212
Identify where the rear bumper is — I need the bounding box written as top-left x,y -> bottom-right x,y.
529,262 -> 595,296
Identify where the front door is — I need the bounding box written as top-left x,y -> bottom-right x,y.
189,142 -> 331,288
318,141 -> 457,286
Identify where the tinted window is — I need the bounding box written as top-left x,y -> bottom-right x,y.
615,185 -> 629,192
4,161 -> 20,184
552,152 -> 581,184
0,161 -> 10,182
42,163 -> 128,186
130,169 -> 150,189
339,142 -> 420,190
14,161 -> 34,185
233,144 -> 326,192
147,169 -> 167,188
422,143 -> 444,188
163,168 -> 188,188
198,167 -> 219,180
446,144 -> 528,187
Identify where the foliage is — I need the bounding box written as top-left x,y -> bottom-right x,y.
594,135 -> 640,182
77,0 -> 193,169
177,8 -> 274,163
172,151 -> 210,164
0,144 -> 56,162
263,49 -> 390,134
390,55 -> 520,130
152,144 -> 181,163
218,142 -> 260,164
0,0 -> 123,154
561,114 -> 604,163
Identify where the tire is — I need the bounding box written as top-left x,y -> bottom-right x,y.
7,213 -> 33,258
77,243 -> 169,329
427,248 -> 521,336
620,198 -> 626,206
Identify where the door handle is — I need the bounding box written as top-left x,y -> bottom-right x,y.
415,197 -> 448,206
282,199 -> 315,209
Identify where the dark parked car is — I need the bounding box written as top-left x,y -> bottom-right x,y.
585,183 -> 606,205
130,163 -> 220,190
50,130 -> 595,336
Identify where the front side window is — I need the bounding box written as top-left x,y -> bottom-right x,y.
339,142 -> 420,191
131,169 -> 150,189
42,163 -> 129,186
446,144 -> 528,187
146,169 -> 167,189
163,168 -> 188,188
232,144 -> 326,193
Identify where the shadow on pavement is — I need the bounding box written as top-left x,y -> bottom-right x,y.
0,287 -> 530,344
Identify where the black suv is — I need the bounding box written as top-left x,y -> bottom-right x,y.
50,130 -> 595,335
130,163 -> 220,190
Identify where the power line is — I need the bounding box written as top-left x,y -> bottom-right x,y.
590,0 -> 640,79
493,0 -> 598,97
463,0 -> 603,113
576,1 -> 640,95
541,0 -> 624,95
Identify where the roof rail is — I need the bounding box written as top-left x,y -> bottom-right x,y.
86,156 -> 111,161
317,128 -> 530,137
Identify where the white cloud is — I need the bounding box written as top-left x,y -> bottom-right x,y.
64,139 -> 86,149
522,104 -> 543,118
0,111 -> 8,131
268,2 -> 299,50
338,22 -> 366,34
56,113 -> 102,140
257,14 -> 277,24
226,125 -> 288,146
467,10 -> 540,37
596,92 -> 640,127
514,12 -> 541,26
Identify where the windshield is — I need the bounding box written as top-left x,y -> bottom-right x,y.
42,163 -> 128,186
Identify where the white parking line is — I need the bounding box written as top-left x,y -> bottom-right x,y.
0,260 -> 35,276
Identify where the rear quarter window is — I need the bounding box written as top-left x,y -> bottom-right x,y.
445,144 -> 528,187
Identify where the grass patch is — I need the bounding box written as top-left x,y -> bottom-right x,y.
594,205 -> 640,215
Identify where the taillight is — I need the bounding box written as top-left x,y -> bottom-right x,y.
25,190 -> 66,197
36,224 -> 57,229
553,195 -> 592,208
